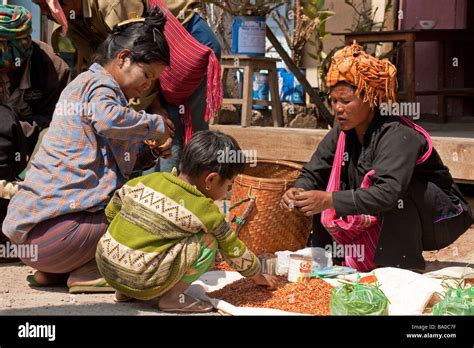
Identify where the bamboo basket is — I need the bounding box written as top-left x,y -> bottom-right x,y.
229,159 -> 312,255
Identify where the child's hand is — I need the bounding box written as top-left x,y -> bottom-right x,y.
251,273 -> 278,289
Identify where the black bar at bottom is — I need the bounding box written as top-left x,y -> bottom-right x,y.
0,315 -> 472,346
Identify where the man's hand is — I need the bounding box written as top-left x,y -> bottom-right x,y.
293,190 -> 333,216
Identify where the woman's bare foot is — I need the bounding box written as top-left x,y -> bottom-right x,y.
67,260 -> 114,293
67,259 -> 103,288
114,291 -> 132,303
28,271 -> 68,286
158,281 -> 213,313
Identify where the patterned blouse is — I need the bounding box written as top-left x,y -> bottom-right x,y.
4,63 -> 166,243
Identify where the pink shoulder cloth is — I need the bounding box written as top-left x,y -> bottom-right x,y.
320,116 -> 433,271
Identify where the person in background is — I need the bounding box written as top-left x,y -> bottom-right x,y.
3,9 -> 174,292
97,131 -> 277,312
0,4 -> 71,262
34,0 -> 222,173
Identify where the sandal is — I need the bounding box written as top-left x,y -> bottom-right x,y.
159,295 -> 214,313
68,278 -> 115,294
26,272 -> 68,287
0,257 -> 20,263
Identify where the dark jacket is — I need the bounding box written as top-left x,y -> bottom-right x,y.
0,103 -> 28,238
0,104 -> 27,182
19,41 -> 71,155
295,115 -> 472,270
0,42 -> 70,237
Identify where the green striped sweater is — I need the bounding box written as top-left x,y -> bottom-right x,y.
96,172 -> 261,300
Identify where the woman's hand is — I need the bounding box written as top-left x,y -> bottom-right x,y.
144,137 -> 173,160
162,115 -> 176,138
280,187 -> 305,210
294,190 -> 333,216
155,137 -> 172,159
148,97 -> 176,138
251,273 -> 278,289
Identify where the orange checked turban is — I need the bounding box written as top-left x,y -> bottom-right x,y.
326,41 -> 398,108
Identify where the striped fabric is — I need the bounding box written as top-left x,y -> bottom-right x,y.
150,0 -> 222,143
181,232 -> 218,284
321,117 -> 433,272
96,172 -> 261,300
3,63 -> 166,243
19,210 -> 108,274
44,0 -> 68,36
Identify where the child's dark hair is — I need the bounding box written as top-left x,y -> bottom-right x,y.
180,131 -> 246,181
94,8 -> 170,66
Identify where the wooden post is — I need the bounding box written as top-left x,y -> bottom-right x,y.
437,41 -> 446,123
405,33 -> 416,103
266,28 -> 334,125
268,66 -> 283,126
241,63 -> 254,127
77,50 -> 84,76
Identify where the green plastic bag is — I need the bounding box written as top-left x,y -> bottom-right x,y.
330,277 -> 389,316
431,280 -> 474,316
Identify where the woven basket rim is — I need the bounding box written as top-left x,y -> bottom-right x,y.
237,159 -> 303,184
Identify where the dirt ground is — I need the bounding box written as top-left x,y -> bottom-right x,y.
0,260 -> 223,316
0,261 -> 219,316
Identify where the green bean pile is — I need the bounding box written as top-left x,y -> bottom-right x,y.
330,280 -> 389,316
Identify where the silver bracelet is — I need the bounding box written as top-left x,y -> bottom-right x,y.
150,147 -> 160,161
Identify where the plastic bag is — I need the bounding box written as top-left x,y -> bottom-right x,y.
275,247 -> 333,275
312,266 -> 357,278
330,277 -> 389,316
431,280 -> 474,316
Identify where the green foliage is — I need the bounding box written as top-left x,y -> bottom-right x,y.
344,0 -> 393,33
270,0 -> 334,66
304,0 -> 335,61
